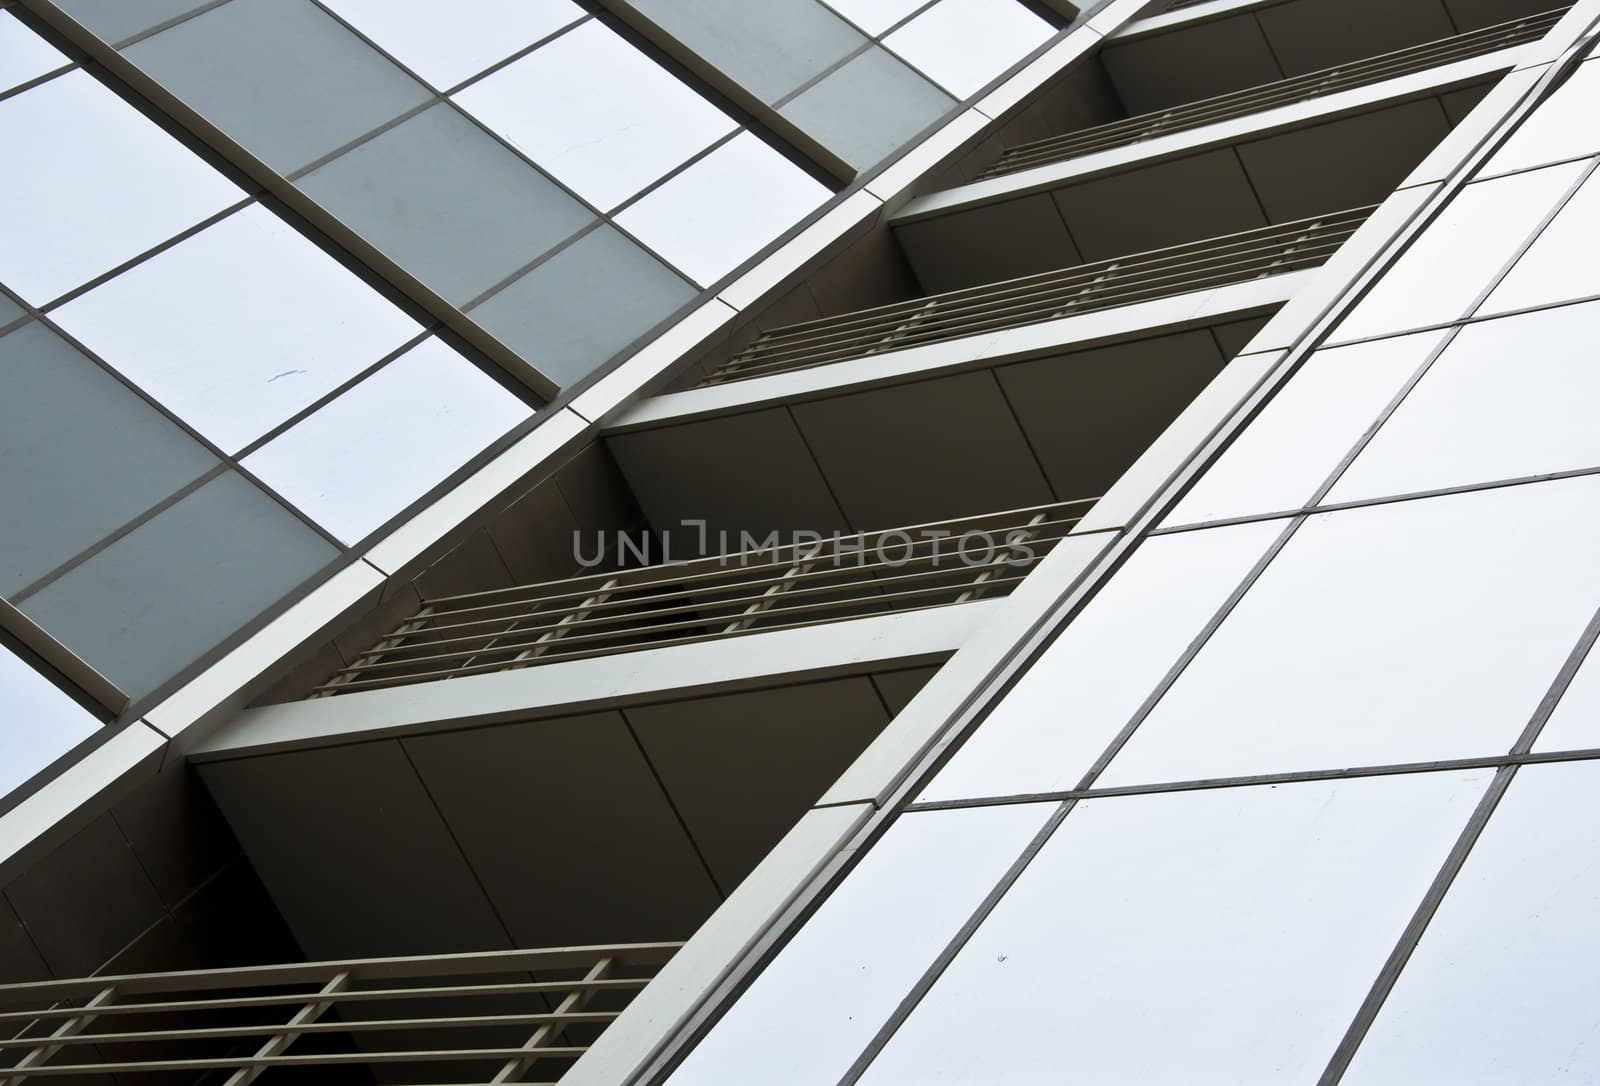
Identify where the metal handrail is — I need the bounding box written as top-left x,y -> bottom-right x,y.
0,942 -> 677,1084
703,207 -> 1371,385
984,9 -> 1566,177
310,500 -> 1097,697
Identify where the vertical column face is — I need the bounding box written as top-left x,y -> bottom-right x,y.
661,19 -> 1600,1086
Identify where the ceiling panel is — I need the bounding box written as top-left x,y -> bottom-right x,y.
995,330 -> 1226,502
791,371 -> 1055,528
1100,16 -> 1283,116
1256,0 -> 1454,76
626,677 -> 889,889
403,712 -> 721,946
894,192 -> 1082,293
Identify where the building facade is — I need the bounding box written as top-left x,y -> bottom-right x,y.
2,0 -> 1597,1080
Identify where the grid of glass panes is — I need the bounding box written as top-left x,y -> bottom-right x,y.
0,6 -> 536,736
662,49 -> 1600,1086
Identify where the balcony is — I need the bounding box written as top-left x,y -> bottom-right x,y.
0,942 -> 675,1083
701,207 -> 1368,385
310,501 -> 1093,698
983,9 -> 1565,177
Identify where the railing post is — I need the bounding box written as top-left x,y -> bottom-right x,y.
955,511 -> 1049,603
721,539 -> 829,633
508,578 -> 622,668
219,970 -> 351,1086
490,957 -> 615,1084
0,985 -> 116,1085
314,607 -> 435,696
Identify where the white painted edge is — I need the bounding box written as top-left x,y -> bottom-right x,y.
605,272 -> 1303,431
717,190 -> 884,311
364,407 -> 590,576
193,602 -> 996,760
865,109 -> 991,205
1401,65 -> 1547,189
974,28 -> 1104,120
821,529 -> 1119,805
142,559 -> 387,748
0,722 -> 165,877
1107,0 -> 1279,41
894,46 -> 1523,222
562,802 -> 872,1086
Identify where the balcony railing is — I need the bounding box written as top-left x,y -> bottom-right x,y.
311,501 -> 1094,697
982,8 -> 1566,177
702,207 -> 1370,385
0,942 -> 677,1084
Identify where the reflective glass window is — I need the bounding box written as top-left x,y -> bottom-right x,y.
124,0 -> 431,173
1164,332 -> 1449,526
668,805 -> 1053,1086
317,0 -> 583,90
1345,761 -> 1600,1084
1333,163 -> 1585,341
296,102 -> 594,305
52,0 -> 210,44
822,0 -> 926,35
0,322 -> 216,595
1482,166 -> 1600,315
779,45 -> 953,169
0,70 -> 244,304
18,471 -> 338,699
616,132 -> 830,286
243,337 -> 531,545
860,772 -> 1490,1084
1329,302 -> 1600,502
1104,476 -> 1600,786
52,204 -> 423,454
454,20 -> 736,211
1483,58 -> 1600,176
922,519 -> 1284,803
467,225 -> 695,387
628,0 -> 864,105
0,644 -> 100,798
884,0 -> 1052,98
0,9 -> 67,91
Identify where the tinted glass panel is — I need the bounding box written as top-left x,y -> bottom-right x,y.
52,0 -> 210,44
18,472 -> 339,699
780,45 -> 953,169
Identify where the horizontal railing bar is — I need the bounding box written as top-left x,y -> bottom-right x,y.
370,516 -> 1085,646
0,944 -> 677,1003
416,499 -> 1098,609
0,1011 -> 622,1050
321,592 -> 1011,694
726,210 -> 1368,353
713,235 -> 1352,380
985,10 -> 1561,175
719,230 -> 1352,372
0,979 -> 653,1026
11,1046 -> 588,1075
323,572 -> 1034,682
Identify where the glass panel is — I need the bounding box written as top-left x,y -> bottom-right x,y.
296,102 -> 594,305
884,0 -> 1052,98
1481,166 -> 1600,315
779,45 -> 953,170
859,771 -> 1491,1085
822,0 -> 926,35
0,644 -> 100,798
1483,58 -> 1600,176
1163,332 -> 1449,526
1329,302 -> 1600,503
0,289 -> 21,328
242,337 -> 531,545
1103,476 -> 1600,787
667,804 -> 1053,1086
1344,761 -> 1600,1084
921,519 -> 1285,803
628,0 -> 864,105
0,321 -> 216,596
52,204 -> 423,455
17,472 -> 339,700
1333,163 -> 1586,342
0,9 -> 67,91
317,0 -> 583,90
1530,638 -> 1600,752
467,225 -> 695,387
52,0 -> 210,44
615,132 -> 830,286
123,0 -> 431,174
454,20 -> 736,212
0,69 -> 244,305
